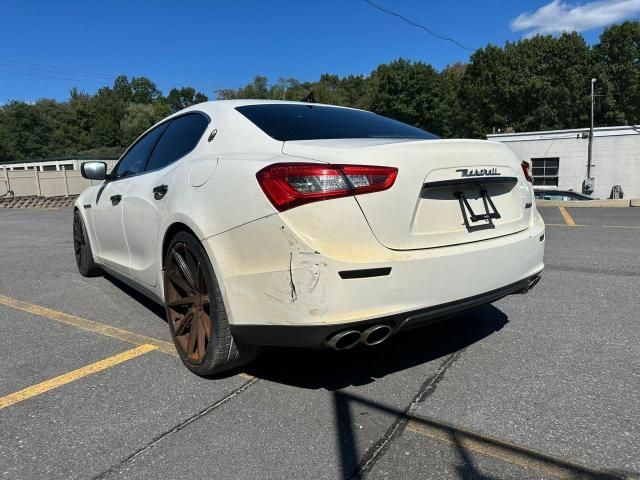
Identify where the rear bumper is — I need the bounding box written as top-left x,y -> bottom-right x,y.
203,200 -> 545,345
231,273 -> 542,347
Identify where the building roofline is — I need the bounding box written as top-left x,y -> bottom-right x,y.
487,125 -> 640,142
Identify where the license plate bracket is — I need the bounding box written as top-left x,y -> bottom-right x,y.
454,189 -> 501,231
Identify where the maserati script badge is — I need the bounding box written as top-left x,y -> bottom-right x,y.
456,168 -> 501,177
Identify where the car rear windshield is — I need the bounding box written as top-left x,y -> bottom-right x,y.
235,104 -> 438,141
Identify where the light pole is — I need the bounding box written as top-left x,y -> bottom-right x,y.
587,78 -> 596,178
583,78 -> 596,194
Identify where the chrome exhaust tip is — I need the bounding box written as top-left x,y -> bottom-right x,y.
325,330 -> 362,351
521,275 -> 541,294
361,324 -> 393,346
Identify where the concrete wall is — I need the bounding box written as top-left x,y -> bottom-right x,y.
1,158 -> 117,172
0,161 -> 117,198
488,127 -> 640,199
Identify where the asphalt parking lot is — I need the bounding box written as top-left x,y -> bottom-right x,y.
1,206 -> 639,480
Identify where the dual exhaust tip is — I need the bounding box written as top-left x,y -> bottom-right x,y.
325,324 -> 393,351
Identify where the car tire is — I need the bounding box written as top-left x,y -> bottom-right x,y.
73,209 -> 102,277
163,231 -> 257,376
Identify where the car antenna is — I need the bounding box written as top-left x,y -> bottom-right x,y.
300,90 -> 316,103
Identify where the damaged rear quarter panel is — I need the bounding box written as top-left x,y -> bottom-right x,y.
205,214 -> 330,326
204,196 -> 392,327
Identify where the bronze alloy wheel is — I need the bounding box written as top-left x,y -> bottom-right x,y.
164,242 -> 212,364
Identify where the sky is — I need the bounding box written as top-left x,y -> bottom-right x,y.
1,0 -> 639,103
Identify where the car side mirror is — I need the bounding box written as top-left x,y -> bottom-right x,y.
81,161 -> 107,181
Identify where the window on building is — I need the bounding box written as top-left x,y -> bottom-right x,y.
42,165 -> 57,171
531,157 -> 559,186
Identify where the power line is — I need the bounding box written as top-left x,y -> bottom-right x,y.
0,58 -> 117,79
0,57 -> 220,95
0,62 -> 115,81
0,68 -> 106,84
0,57 -> 218,91
364,0 -> 476,52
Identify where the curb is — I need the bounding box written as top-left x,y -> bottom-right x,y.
0,195 -> 78,209
536,199 -> 636,208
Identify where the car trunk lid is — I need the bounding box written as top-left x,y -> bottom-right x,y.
282,138 -> 533,250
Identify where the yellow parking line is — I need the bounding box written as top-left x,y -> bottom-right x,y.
0,344 -> 157,410
0,294 -> 177,355
545,223 -> 638,229
558,207 -> 576,226
545,223 -> 586,227
0,294 -> 255,381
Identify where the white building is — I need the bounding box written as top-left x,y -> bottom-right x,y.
487,126 -> 640,199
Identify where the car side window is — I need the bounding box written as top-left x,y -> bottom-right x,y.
145,113 -> 209,172
111,123 -> 169,179
544,193 -> 564,200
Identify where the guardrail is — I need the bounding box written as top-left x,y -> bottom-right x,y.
0,168 -> 103,198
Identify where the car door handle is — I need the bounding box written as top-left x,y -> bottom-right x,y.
110,194 -> 122,206
153,184 -> 169,200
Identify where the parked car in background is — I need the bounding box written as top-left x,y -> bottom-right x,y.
534,189 -> 596,201
74,100 -> 545,376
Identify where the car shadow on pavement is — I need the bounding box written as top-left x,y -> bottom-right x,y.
243,304 -> 508,391
103,274 -> 167,321
332,390 -> 633,480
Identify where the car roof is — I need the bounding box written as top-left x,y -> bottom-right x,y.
182,99 -> 359,117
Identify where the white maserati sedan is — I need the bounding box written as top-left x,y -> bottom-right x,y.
74,100 -> 545,375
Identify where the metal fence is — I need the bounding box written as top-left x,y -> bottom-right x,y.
1,160 -> 117,198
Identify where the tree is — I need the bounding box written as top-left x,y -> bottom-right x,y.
2,22 -> 640,162
459,33 -> 604,137
0,108 -> 18,162
113,75 -> 133,104
0,101 -> 48,159
120,103 -> 158,145
226,76 -> 270,99
90,86 -> 125,148
434,63 -> 466,138
594,21 -> 640,124
130,77 -> 161,104
369,59 -> 441,133
166,87 -> 208,113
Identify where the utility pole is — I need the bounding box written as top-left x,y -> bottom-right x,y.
587,78 -> 596,178
583,78 -> 596,194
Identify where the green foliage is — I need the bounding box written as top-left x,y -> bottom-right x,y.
594,21 -> 640,124
0,75 -> 208,162
120,104 -> 158,146
75,146 -> 126,159
0,22 -> 639,163
166,87 -> 208,113
369,59 -> 440,132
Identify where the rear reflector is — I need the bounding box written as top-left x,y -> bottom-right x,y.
338,267 -> 392,279
256,163 -> 398,211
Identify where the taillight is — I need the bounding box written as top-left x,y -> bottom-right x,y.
521,161 -> 533,183
256,163 -> 398,211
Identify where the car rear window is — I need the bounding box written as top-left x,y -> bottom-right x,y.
235,104 -> 438,141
